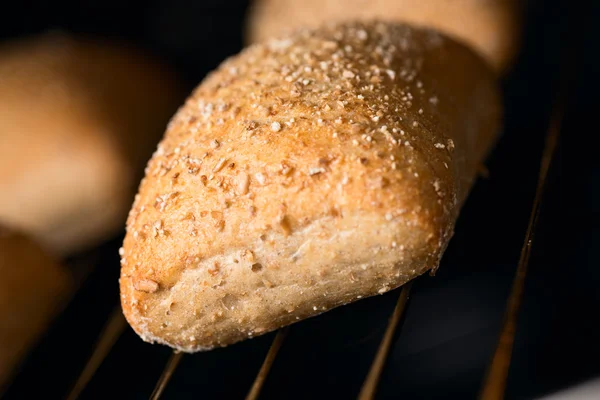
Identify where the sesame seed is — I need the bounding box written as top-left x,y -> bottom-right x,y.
237,173 -> 250,195
447,139 -> 455,151
213,158 -> 227,172
280,162 -> 293,175
134,278 -> 159,293
271,121 -> 282,132
309,167 -> 325,176
255,172 -> 267,185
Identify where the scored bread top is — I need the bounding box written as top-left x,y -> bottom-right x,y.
120,21 -> 500,351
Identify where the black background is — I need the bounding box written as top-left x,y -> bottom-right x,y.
1,0 -> 599,398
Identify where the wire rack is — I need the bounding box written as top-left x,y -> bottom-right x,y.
49,89 -> 561,400
57,70 -> 564,400
3,1 -> 592,399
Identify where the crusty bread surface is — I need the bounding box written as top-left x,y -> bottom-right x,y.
0,226 -> 71,386
120,21 -> 501,351
246,0 -> 521,73
0,33 -> 183,255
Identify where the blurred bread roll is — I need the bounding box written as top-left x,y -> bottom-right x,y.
0,33 -> 183,255
246,0 -> 522,73
120,21 -> 501,351
0,226 -> 71,387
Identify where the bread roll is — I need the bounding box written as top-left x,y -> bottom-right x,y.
0,226 -> 71,386
246,0 -> 522,73
0,33 -> 183,255
120,21 -> 501,351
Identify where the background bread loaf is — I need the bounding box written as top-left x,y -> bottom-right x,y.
0,33 -> 184,255
0,226 -> 71,387
120,21 -> 501,352
246,0 -> 522,73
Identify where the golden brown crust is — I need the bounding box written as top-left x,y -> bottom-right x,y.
0,227 -> 72,385
0,32 -> 183,254
120,21 -> 501,351
246,0 -> 522,73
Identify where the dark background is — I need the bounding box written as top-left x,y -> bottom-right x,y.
2,0 -> 599,398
